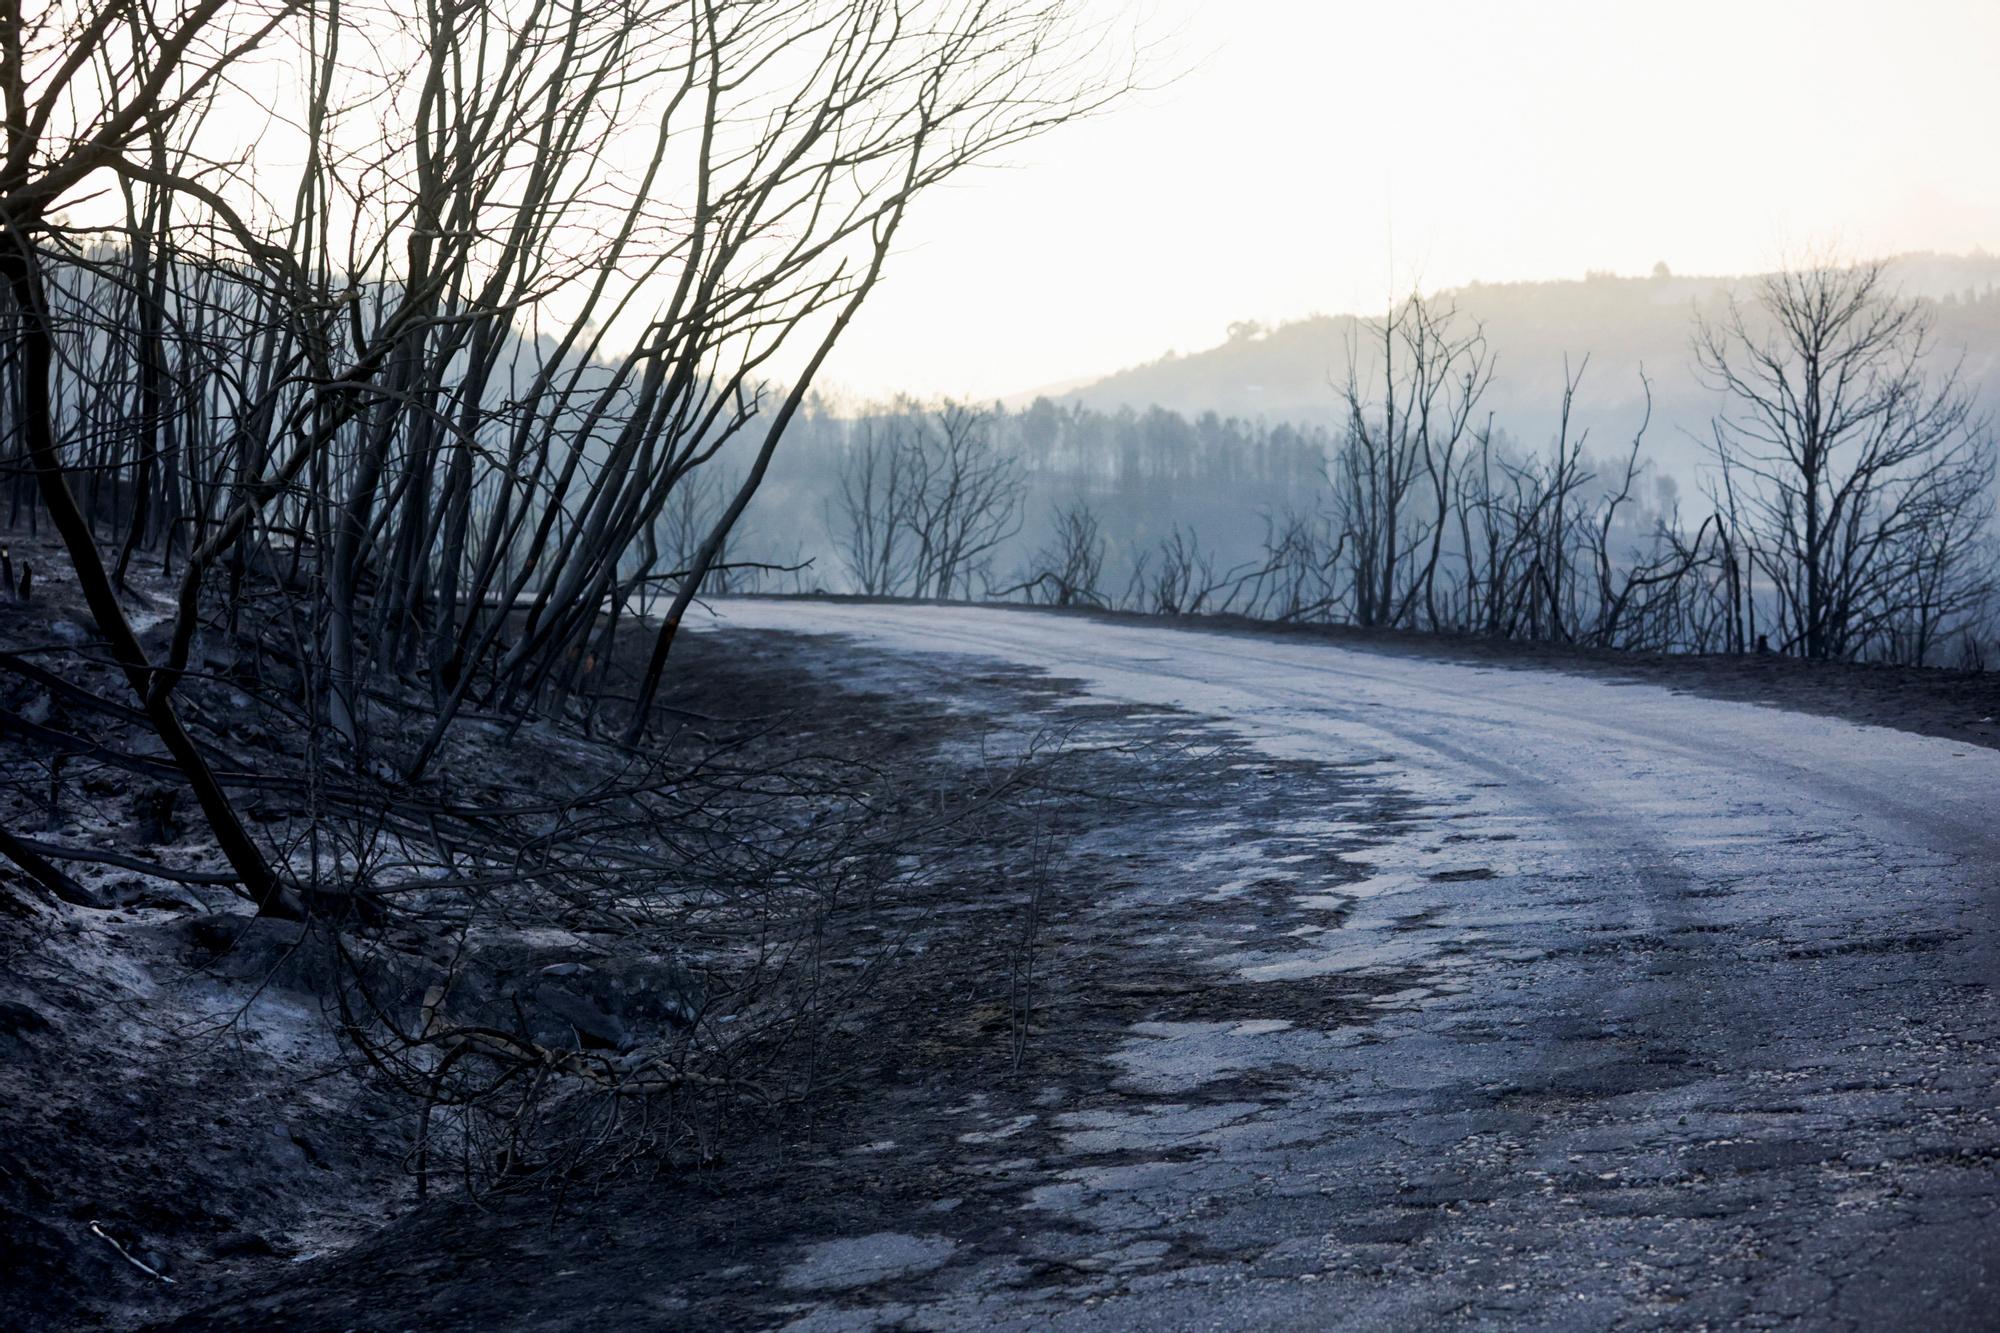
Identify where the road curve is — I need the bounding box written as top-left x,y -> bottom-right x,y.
704,600 -> 2000,867
699,599 -> 2000,1329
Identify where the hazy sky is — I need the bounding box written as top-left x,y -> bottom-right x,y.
821,0 -> 2000,402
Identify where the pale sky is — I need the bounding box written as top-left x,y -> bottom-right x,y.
820,0 -> 2000,402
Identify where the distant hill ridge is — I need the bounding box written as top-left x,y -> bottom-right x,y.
1057,253 -> 2000,480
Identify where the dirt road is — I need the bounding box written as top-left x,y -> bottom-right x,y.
700,600 -> 2000,1329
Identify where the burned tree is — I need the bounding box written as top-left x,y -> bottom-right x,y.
1014,500 -> 1107,607
1698,260 -> 1997,661
0,0 -> 1129,900
834,417 -> 921,596
829,401 -> 1025,600
1333,294 -> 1493,629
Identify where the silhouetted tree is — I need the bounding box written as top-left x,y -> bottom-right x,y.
1698,260 -> 1996,660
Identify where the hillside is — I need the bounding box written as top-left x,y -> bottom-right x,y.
1062,254 -> 2000,482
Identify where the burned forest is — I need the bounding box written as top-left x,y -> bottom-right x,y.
3,2 -> 1999,1330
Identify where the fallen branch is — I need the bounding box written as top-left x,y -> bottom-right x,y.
7,834 -> 241,887
0,823 -> 101,907
0,651 -> 150,725
88,1221 -> 175,1284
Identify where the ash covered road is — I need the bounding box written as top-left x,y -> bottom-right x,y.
705,599 -> 2000,1330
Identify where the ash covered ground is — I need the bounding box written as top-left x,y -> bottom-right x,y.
3,571 -> 1998,1331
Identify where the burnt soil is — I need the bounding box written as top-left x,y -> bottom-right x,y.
2,537 -> 1364,1330
1,546 -> 1996,1330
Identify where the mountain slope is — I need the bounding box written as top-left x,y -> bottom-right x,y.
1062,254 -> 2000,481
